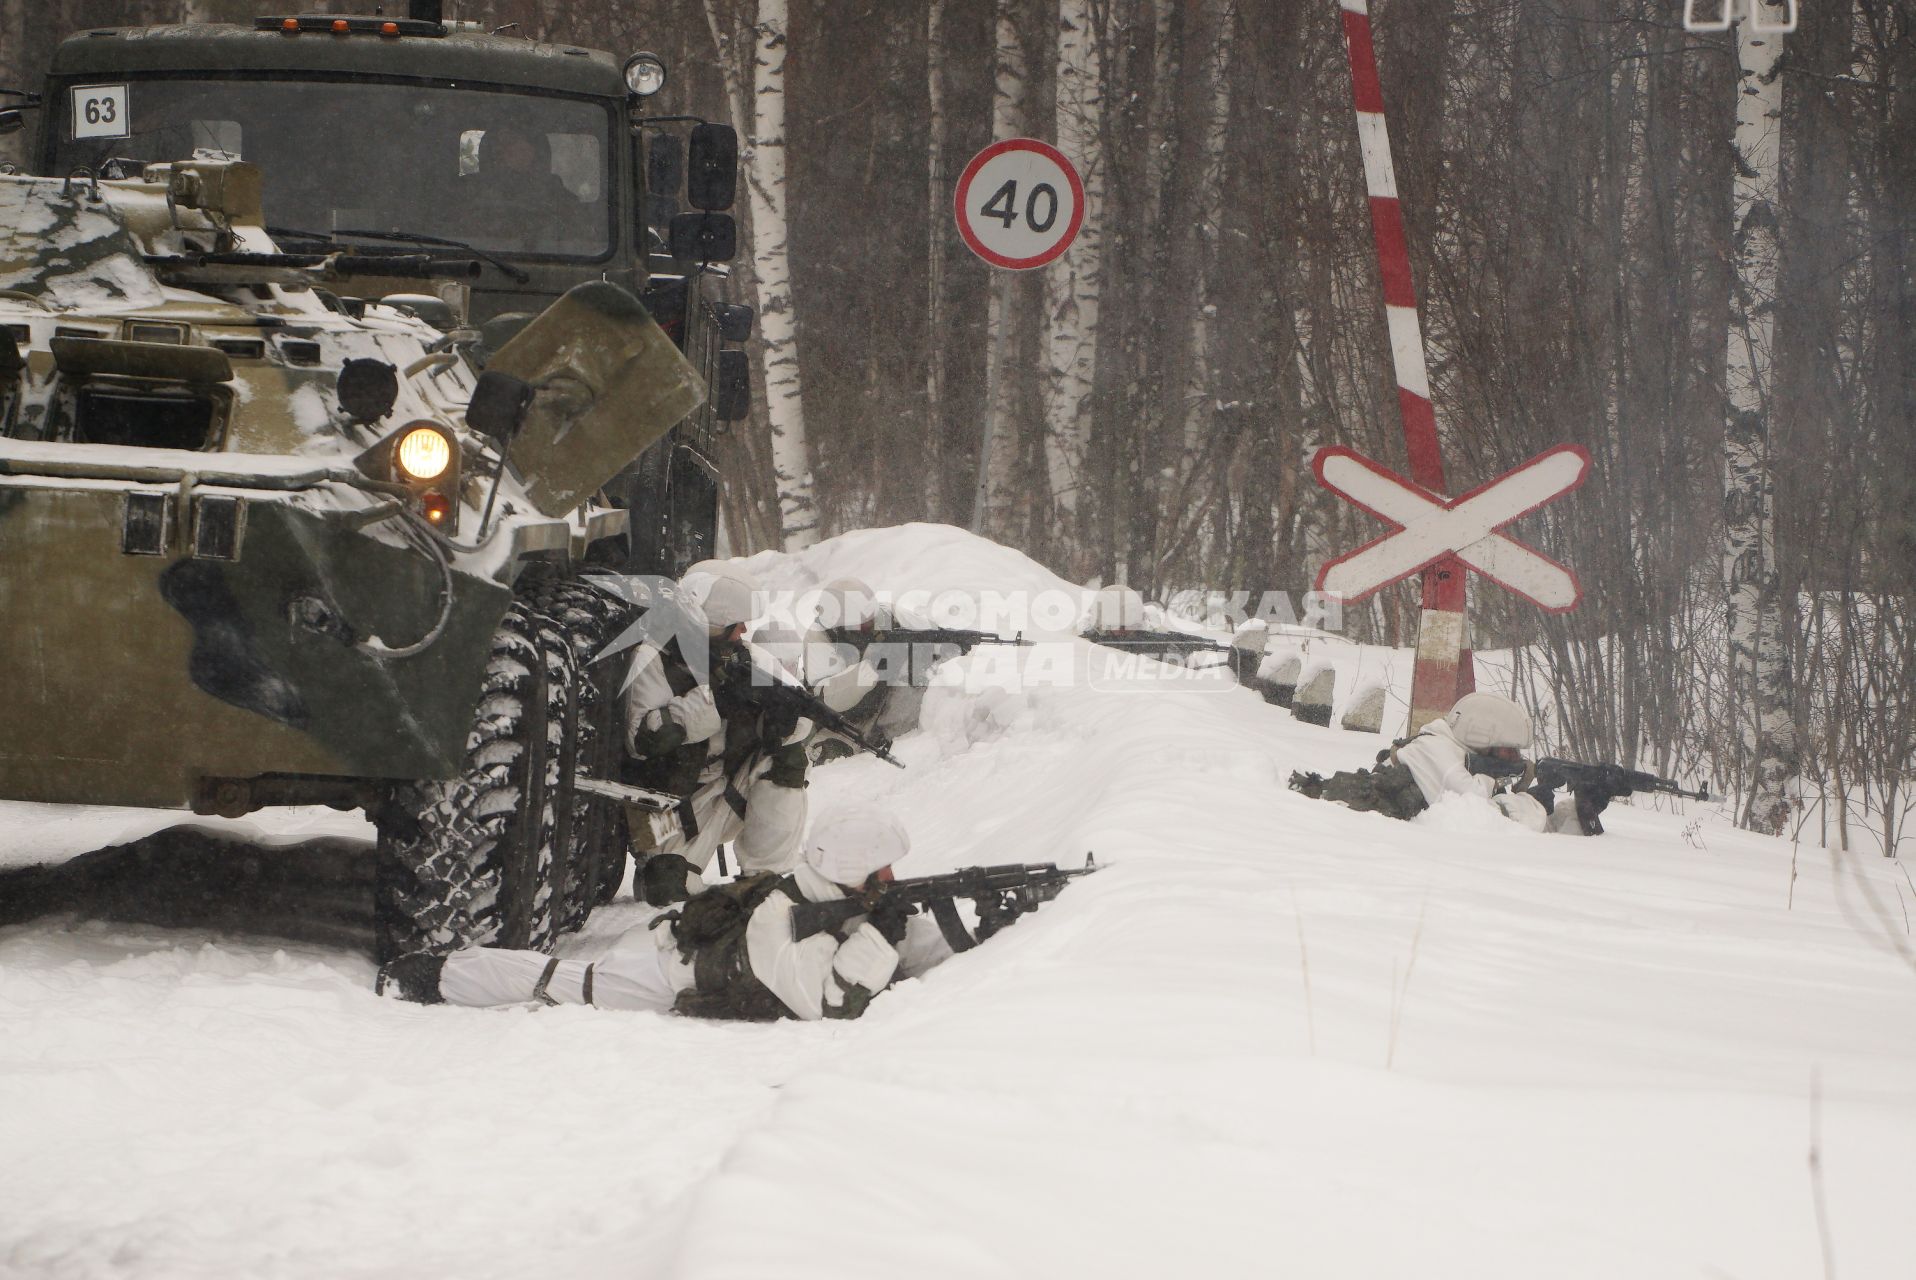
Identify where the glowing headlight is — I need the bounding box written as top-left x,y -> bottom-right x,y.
624,52 -> 667,97
395,426 -> 452,481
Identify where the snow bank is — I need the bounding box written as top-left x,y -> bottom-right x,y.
5,523 -> 1915,1279
739,522 -> 1081,606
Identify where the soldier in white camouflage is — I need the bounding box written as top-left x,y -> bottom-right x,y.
1290,692 -> 1612,835
378,806 -> 960,1018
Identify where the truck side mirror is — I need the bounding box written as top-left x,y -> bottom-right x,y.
714,349 -> 751,422
669,212 -> 736,264
686,123 -> 737,211
715,303 -> 754,343
466,369 -> 535,442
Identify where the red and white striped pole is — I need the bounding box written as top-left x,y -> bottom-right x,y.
1337,0 -> 1472,734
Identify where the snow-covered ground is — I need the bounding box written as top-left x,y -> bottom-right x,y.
5,524 -> 1914,1279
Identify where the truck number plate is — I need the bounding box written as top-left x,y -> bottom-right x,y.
70,84 -> 130,140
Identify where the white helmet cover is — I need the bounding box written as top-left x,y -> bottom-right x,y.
817,577 -> 879,629
1445,692 -> 1533,751
680,559 -> 760,630
804,806 -> 910,887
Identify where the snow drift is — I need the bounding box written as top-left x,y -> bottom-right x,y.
4,523 -> 1914,1279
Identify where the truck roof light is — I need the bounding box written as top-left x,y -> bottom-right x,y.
624,52 -> 666,98
257,16 -> 445,37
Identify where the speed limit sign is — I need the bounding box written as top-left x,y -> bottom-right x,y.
954,138 -> 1084,270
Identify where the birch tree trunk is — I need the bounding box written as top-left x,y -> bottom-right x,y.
1722,1 -> 1796,833
1167,3 -> 1233,526
924,0 -> 949,523
1042,0 -> 1105,566
973,0 -> 1029,536
703,0 -> 819,551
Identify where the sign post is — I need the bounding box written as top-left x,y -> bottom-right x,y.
956,139 -> 1084,530
1335,0 -> 1478,731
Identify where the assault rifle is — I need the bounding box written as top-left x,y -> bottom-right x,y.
830,625 -> 1032,655
790,856 -> 1100,943
713,647 -> 906,769
1081,628 -> 1232,663
1532,758 -> 1709,802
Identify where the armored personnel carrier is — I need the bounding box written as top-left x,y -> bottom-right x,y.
0,5 -> 759,959
0,158 -> 694,958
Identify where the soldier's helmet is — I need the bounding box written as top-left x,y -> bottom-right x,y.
817,577 -> 879,630
805,806 -> 910,888
753,623 -> 870,709
1445,692 -> 1532,751
1086,585 -> 1145,632
680,559 -> 760,632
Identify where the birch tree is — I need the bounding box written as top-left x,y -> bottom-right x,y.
1722,0 -> 1797,832
973,0 -> 1029,536
924,0 -> 949,523
1147,0 -> 1234,579
1042,0 -> 1105,566
702,0 -> 819,550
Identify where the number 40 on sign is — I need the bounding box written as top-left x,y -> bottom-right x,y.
954,138 -> 1085,271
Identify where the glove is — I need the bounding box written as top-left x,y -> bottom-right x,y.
759,702 -> 802,743
637,852 -> 700,906
866,896 -> 912,945
665,685 -> 722,744
1526,784 -> 1557,815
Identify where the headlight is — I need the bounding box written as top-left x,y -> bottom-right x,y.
624,52 -> 667,97
395,426 -> 452,481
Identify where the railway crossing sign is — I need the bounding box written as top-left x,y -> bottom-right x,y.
954,138 -> 1085,271
1313,444 -> 1592,611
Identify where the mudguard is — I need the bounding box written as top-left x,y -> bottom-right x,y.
487,281 -> 706,517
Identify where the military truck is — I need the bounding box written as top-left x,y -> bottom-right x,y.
0,7 -> 751,960
14,0 -> 751,577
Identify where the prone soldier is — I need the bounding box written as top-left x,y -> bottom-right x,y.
376,806 -> 1090,1018
1288,692 -> 1702,835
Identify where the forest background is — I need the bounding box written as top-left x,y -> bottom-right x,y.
3,0 -> 1913,852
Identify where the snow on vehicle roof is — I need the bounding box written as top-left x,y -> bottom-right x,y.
0,180 -> 165,313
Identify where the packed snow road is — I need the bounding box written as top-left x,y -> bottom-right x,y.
5,526 -> 1915,1279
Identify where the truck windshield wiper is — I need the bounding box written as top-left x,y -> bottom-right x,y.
266,226 -> 531,284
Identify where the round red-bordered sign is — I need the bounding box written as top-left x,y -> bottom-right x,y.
953,138 -> 1085,271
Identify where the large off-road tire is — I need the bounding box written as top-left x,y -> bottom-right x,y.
374,602 -> 572,961
521,574 -> 639,930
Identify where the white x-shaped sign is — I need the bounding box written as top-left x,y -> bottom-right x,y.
1312,444 -> 1590,611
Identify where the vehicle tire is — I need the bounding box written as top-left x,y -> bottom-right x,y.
522,573 -> 639,930
373,601 -> 568,961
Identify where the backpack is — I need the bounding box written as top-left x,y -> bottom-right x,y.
1290,753 -> 1430,821
663,872 -> 802,1021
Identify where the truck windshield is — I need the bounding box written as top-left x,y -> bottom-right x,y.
48,78 -> 613,261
